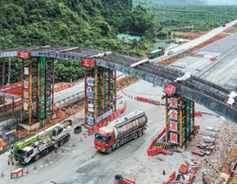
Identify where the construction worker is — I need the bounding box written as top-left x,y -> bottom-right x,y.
9,153 -> 15,165
54,143 -> 58,153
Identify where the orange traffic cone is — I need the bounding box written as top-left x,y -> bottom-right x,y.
80,137 -> 82,141
26,169 -> 29,174
53,153 -> 56,157
62,148 -> 64,153
1,171 -> 3,177
34,164 -> 36,170
73,143 -> 75,147
85,134 -> 87,138
46,158 -> 48,163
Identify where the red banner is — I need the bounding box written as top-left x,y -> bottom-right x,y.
0,100 -> 22,112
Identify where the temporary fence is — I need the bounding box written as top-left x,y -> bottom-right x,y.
194,112 -> 202,117
88,100 -> 127,136
0,100 -> 21,112
135,96 -> 160,105
147,124 -> 169,156
54,83 -> 74,93
0,83 -> 74,113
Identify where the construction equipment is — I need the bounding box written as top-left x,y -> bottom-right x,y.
8,120 -> 72,165
74,126 -> 82,134
147,47 -> 165,59
94,110 -> 147,154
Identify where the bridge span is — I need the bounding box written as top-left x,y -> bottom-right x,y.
0,46 -> 237,124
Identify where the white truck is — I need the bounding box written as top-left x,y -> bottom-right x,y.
11,120 -> 72,164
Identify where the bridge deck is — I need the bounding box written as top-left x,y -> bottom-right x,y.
0,46 -> 237,124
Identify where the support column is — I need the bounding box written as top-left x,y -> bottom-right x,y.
44,58 -> 47,118
84,68 -> 87,127
114,70 -> 117,112
84,66 -> 117,129
179,100 -> 182,147
0,58 -> 5,105
12,99 -> 14,122
108,69 -> 111,109
29,58 -> 32,125
165,97 -> 168,142
95,68 -> 98,122
52,59 -> 55,114
37,58 -> 40,120
21,59 -> 24,123
102,68 -> 104,113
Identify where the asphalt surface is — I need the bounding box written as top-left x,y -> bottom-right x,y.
0,80 -> 223,184
0,72 -> 125,126
170,32 -> 237,90
149,19 -> 237,63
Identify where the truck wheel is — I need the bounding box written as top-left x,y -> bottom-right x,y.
34,154 -> 40,161
116,142 -> 120,149
134,133 -> 138,139
138,131 -> 143,137
107,147 -> 113,154
65,136 -> 69,143
60,140 -> 64,146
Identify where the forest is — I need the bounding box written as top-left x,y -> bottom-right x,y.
145,5 -> 237,31
0,0 -> 157,83
134,0 -> 205,5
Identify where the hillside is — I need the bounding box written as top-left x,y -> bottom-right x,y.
0,0 -> 157,83
134,0 -> 206,5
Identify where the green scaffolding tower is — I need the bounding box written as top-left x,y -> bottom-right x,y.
21,56 -> 54,125
84,66 -> 116,128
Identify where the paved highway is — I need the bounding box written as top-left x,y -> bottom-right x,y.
0,80 -> 220,184
149,19 -> 237,63
0,73 -> 125,126
169,32 -> 237,90
1,19 -> 237,125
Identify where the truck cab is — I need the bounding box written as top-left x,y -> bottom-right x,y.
52,126 -> 67,140
15,146 -> 34,164
94,127 -> 115,153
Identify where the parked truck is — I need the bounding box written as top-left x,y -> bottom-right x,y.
9,120 -> 72,165
147,47 -> 165,59
94,110 -> 147,154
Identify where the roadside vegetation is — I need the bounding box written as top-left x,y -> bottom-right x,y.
0,0 -> 158,83
145,5 -> 237,32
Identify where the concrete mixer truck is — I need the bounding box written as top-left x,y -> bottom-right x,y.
94,110 -> 147,154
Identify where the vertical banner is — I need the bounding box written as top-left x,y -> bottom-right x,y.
170,132 -> 178,143
88,104 -> 94,112
88,91 -> 93,98
24,67 -> 29,75
87,78 -> 94,86
169,120 -> 178,132
170,98 -> 178,108
23,80 -> 29,89
32,102 -> 36,110
88,117 -> 94,125
23,103 -> 28,110
169,109 -> 178,120
23,91 -> 29,98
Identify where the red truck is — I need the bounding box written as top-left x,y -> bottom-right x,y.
94,110 -> 147,154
